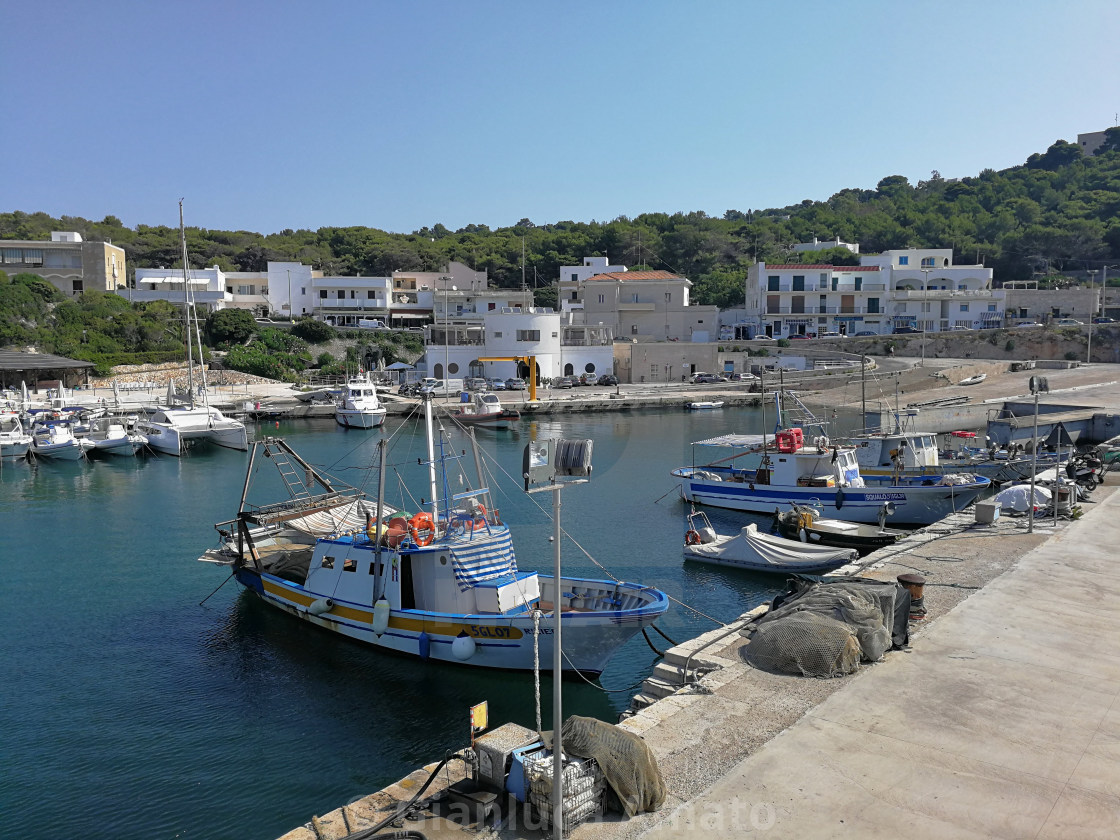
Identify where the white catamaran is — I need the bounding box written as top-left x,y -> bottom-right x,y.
136,202 -> 247,456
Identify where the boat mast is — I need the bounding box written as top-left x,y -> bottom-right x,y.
178,200 -> 195,404
423,395 -> 439,524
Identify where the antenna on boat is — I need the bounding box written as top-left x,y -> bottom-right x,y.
523,434 -> 594,840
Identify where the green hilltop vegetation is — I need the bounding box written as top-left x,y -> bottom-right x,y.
2,132 -> 1119,380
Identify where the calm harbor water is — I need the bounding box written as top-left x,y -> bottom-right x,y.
0,405 -> 839,840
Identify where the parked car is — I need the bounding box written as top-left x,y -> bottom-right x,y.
727,372 -> 758,382
946,325 -> 972,332
789,334 -> 811,340
580,372 -> 598,386
1054,318 -> 1084,326
854,330 -> 877,337
892,326 -> 922,334
1093,317 -> 1117,324
692,373 -> 727,384
505,377 -> 527,390
552,376 -> 574,389
487,378 -> 507,391
597,374 -> 619,386
465,377 -> 488,391
818,331 -> 845,339
1012,322 -> 1043,329
750,335 -> 775,342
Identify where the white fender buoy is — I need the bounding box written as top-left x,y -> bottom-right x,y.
451,631 -> 477,661
309,598 -> 334,616
372,598 -> 390,636
798,528 -> 808,543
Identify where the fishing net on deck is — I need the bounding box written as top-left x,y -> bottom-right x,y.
743,578 -> 905,678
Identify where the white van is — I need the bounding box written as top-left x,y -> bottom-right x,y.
418,378 -> 465,396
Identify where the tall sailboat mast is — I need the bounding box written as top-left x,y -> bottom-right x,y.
178,200 -> 195,403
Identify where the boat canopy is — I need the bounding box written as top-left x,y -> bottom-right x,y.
691,434 -> 768,448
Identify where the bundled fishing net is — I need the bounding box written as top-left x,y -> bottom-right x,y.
558,715 -> 665,817
744,579 -> 901,677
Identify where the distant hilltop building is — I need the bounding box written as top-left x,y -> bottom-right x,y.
0,231 -> 125,297
1078,128 -> 1113,156
791,237 -> 859,255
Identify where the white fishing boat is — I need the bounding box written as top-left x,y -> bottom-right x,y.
202,400 -> 669,675
136,202 -> 248,456
684,509 -> 856,574
687,401 -> 725,410
959,373 -> 987,386
335,373 -> 387,428
84,415 -> 147,456
0,412 -> 32,459
30,423 -> 93,460
773,502 -> 908,554
847,429 -> 1032,484
671,427 -> 990,526
447,392 -> 520,430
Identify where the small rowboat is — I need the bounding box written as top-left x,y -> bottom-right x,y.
959,374 -> 987,386
683,510 -> 856,574
687,401 -> 725,410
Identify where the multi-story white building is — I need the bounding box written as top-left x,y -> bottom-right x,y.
746,247 -> 1003,336
422,306 -> 614,383
865,248 -> 1002,333
557,256 -> 627,317
1,232 -> 125,297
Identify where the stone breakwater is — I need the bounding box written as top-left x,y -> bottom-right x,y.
91,362 -> 276,390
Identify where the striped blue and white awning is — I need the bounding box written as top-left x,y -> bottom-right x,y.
451,531 -> 519,591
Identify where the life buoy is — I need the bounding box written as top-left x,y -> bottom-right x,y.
469,504 -> 487,529
408,512 -> 435,546
685,529 -> 702,546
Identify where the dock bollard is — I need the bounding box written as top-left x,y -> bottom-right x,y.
897,573 -> 927,620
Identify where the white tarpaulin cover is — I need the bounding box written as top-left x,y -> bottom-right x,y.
685,523 -> 856,573
993,483 -> 1052,512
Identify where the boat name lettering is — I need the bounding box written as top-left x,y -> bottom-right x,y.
863,493 -> 906,501
467,624 -> 514,639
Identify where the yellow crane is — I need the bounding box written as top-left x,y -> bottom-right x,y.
477,355 -> 539,402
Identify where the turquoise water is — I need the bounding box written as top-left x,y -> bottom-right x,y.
0,406 -> 811,839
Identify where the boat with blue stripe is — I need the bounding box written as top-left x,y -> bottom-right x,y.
203,399 -> 668,675
672,428 -> 989,526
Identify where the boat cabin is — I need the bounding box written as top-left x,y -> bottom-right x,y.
302,523 -> 541,616
850,432 -> 939,470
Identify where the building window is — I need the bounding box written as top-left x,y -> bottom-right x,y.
367,290 -> 376,299
300,287 -> 306,295
921,257 -> 935,267
960,303 -> 969,312
337,290 -> 345,299
819,273 -> 828,289
868,297 -> 880,314
571,273 -> 578,282
988,304 -> 996,312
570,290 -> 578,300
515,329 -> 540,341
792,275 -> 805,292
492,331 -> 502,338
631,293 -> 639,303
768,276 -> 780,291
899,256 -> 909,266
664,292 -> 671,302
854,277 -> 862,291
598,294 -> 605,304
72,280 -> 84,293
237,285 -> 253,295
448,363 -> 459,374
319,290 -> 327,299
631,325 -> 638,335
226,286 -> 233,294
831,277 -> 838,291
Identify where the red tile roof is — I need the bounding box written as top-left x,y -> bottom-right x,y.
585,270 -> 684,281
764,265 -> 879,272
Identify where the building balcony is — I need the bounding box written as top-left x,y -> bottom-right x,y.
765,305 -> 882,315
765,283 -> 886,293
892,289 -> 998,299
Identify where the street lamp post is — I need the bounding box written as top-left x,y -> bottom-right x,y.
919,268 -> 930,366
1087,269 -> 1099,363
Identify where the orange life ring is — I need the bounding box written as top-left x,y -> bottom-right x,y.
408,512 -> 434,547
685,529 -> 701,546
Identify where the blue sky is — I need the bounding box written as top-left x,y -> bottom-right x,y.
4,0 -> 1118,235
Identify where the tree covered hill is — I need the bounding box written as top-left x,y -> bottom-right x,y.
4,133 -> 1119,311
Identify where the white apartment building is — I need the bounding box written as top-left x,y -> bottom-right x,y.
791,236 -> 860,255
746,247 -> 1003,336
557,256 -> 627,316
573,268 -> 720,342
422,306 -> 614,383
1,232 -> 125,297
865,249 -> 1002,333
